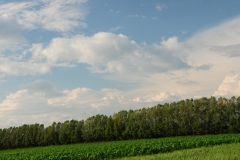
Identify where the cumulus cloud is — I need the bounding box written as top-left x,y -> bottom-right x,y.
0,32 -> 191,77
0,0 -> 88,32
5,16 -> 240,81
0,43 -> 74,76
0,80 -> 179,128
132,92 -> 180,103
4,14 -> 240,82
213,73 -> 240,97
0,81 -> 88,127
0,88 -> 74,127
47,87 -> 123,108
160,36 -> 181,50
147,92 -> 180,102
35,32 -> 191,79
0,90 -> 27,112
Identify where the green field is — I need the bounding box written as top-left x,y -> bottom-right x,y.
118,143 -> 240,160
0,134 -> 240,160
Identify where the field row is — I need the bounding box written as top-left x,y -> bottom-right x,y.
1,134 -> 240,160
118,143 -> 240,160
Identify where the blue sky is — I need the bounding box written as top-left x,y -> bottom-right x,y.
1,0 -> 240,128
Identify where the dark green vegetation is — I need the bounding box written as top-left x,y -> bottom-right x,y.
0,134 -> 240,160
1,96 -> 240,150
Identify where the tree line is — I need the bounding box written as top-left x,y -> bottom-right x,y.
1,96 -> 240,150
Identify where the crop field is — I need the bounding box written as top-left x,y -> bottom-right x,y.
118,143 -> 240,160
0,134 -> 240,160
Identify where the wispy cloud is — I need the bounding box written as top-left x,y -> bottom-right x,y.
109,26 -> 124,32
110,9 -> 120,13
0,0 -> 88,32
155,4 -> 167,11
128,14 -> 147,19
128,14 -> 139,18
182,30 -> 188,35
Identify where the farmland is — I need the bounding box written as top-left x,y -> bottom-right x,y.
0,133 -> 240,160
118,143 -> 240,160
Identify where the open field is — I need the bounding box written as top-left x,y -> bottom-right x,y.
118,143 -> 240,160
0,134 -> 240,160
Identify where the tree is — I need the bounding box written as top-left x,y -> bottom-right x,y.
113,110 -> 128,140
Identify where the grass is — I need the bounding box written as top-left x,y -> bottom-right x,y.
117,143 -> 240,160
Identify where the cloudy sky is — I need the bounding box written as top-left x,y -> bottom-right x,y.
1,0 -> 240,128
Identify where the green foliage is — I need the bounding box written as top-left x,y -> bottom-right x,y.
0,134 -> 240,160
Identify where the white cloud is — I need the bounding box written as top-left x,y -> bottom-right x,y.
0,81 -> 78,127
0,56 -> 51,76
0,90 -> 27,112
213,73 -> 240,97
180,16 -> 240,96
47,87 -> 124,108
147,92 -> 180,102
160,36 -> 181,50
36,32 -> 191,80
12,32 -> 176,78
131,92 -> 180,103
0,0 -> 88,32
0,42 -> 75,76
0,80 -> 179,128
187,16 -> 240,47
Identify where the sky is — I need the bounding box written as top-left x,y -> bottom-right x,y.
1,0 -> 240,128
